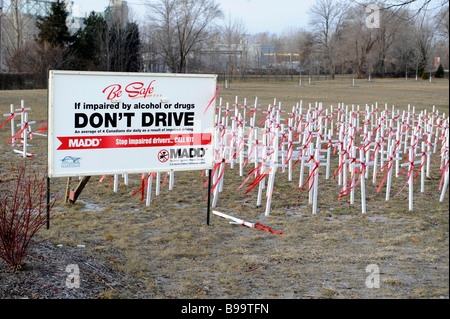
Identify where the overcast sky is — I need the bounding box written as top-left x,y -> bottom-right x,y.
72,0 -> 317,34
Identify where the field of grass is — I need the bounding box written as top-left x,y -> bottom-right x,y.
0,77 -> 448,299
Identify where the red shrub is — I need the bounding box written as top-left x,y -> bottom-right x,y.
0,163 -> 57,271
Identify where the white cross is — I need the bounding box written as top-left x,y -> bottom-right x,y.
2,105 -> 17,144
13,113 -> 35,158
399,139 -> 423,211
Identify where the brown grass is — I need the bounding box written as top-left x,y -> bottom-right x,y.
0,77 -> 448,299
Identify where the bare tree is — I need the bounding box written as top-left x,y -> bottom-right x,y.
345,0 -> 445,78
374,7 -> 409,76
146,0 -> 223,73
340,4 -> 382,78
373,0 -> 445,12
390,16 -> 417,78
435,2 -> 449,39
434,4 -> 449,69
2,0 -> 39,60
221,14 -> 247,77
413,13 -> 437,75
389,13 -> 436,79
140,23 -> 161,72
352,0 -> 446,14
8,40 -> 76,84
308,0 -> 348,79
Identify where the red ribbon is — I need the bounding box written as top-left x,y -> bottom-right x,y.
209,160 -> 226,195
282,112 -> 295,125
242,164 -> 271,195
0,114 -> 17,130
439,160 -> 449,191
231,137 -> 245,160
338,158 -> 361,199
253,223 -> 284,235
7,123 -> 28,146
413,152 -> 428,182
437,134 -> 448,152
369,140 -> 384,162
35,123 -> 48,134
298,155 -> 320,193
284,142 -> 294,165
160,172 -> 169,187
237,163 -> 262,191
204,86 -> 220,114
394,162 -> 415,198
246,109 -> 257,117
375,160 -> 393,193
258,111 -> 271,127
132,172 -> 155,201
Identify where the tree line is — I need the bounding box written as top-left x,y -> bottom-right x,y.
5,0 -> 140,87
2,0 -> 448,88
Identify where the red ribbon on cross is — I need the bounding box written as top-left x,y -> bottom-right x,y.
0,113 -> 17,130
298,154 -> 321,193
204,86 -> 220,114
7,122 -> 28,146
252,223 -> 284,235
132,172 -> 156,201
439,160 -> 449,191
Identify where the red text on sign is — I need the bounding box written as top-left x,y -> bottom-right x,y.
102,81 -> 157,100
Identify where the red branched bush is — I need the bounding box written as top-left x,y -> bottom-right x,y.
0,163 -> 57,271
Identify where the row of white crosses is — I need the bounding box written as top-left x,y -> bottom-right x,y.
2,100 -> 36,158
108,170 -> 175,207
210,96 -> 449,215
58,93 -> 444,215
4,98 -> 446,213
211,97 -> 334,215
1,100 -> 48,158
82,97 -> 450,212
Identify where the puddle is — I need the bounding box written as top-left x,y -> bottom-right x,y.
74,200 -> 105,212
286,206 -> 310,217
172,202 -> 191,209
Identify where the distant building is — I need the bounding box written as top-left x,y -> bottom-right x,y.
105,0 -> 129,28
64,0 -> 130,33
65,0 -> 130,33
65,1 -> 85,34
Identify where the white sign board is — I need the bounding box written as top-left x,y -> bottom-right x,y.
48,71 -> 216,178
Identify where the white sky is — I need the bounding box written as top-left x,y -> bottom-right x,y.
72,0 -> 317,34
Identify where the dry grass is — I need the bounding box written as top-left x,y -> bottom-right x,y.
0,77 -> 448,299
